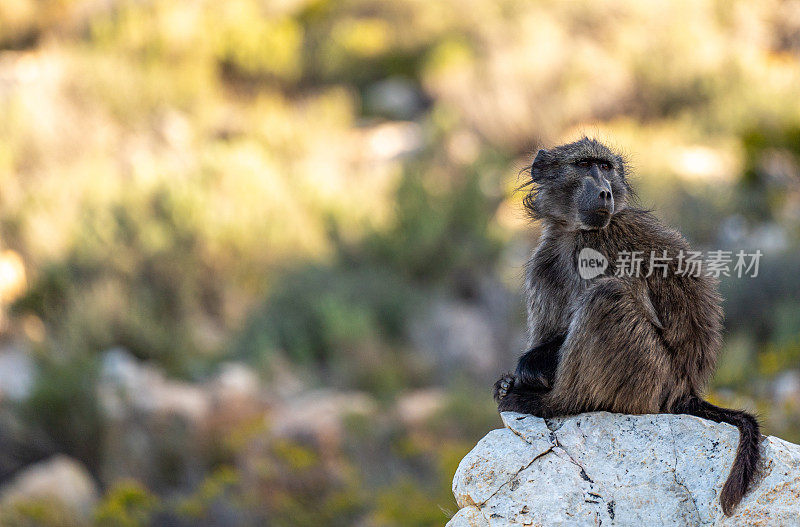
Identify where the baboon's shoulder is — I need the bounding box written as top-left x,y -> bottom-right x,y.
608,208 -> 687,252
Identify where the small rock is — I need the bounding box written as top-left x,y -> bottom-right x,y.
207,362 -> 264,431
211,362 -> 260,406
0,345 -> 35,402
772,370 -> 800,406
448,505 -> 491,527
364,78 -> 423,119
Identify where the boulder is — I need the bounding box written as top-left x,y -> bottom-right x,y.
97,349 -> 266,490
268,389 -> 377,448
448,412 -> 800,526
98,347 -> 209,423
394,388 -> 447,427
0,455 -> 98,521
409,300 -> 501,379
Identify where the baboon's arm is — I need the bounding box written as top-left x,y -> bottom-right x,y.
543,276 -> 674,416
514,334 -> 566,390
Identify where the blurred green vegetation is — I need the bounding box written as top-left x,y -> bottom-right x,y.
94,481 -> 159,527
0,0 -> 799,524
0,498 -> 83,527
21,356 -> 103,473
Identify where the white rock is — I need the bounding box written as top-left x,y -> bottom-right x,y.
448,505 -> 491,527
448,412 -> 800,527
0,345 -> 35,401
772,370 -> 800,406
0,455 -> 98,520
395,388 -> 447,426
269,389 -> 377,445
99,347 -> 208,423
212,362 -> 260,402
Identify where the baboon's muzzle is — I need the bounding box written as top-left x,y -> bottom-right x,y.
578,174 -> 614,229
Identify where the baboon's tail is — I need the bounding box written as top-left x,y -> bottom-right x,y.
677,395 -> 760,516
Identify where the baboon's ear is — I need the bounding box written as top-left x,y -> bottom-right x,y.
531,149 -> 550,181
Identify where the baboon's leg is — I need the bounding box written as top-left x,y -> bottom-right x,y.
544,277 -> 672,415
516,334 -> 566,389
498,277 -> 671,417
493,335 -> 564,411
495,373 -> 549,415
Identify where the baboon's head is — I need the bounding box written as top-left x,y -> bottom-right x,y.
523,137 -> 632,230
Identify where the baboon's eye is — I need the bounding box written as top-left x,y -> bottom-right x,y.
600,162 -> 612,171
577,160 -> 590,168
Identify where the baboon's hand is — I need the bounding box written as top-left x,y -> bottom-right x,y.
493,373 -> 516,403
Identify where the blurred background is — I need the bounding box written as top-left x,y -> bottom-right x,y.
0,0 -> 799,525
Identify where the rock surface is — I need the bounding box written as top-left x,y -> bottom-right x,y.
448,412 -> 800,526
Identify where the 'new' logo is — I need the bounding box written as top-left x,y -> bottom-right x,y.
578,248 -> 608,279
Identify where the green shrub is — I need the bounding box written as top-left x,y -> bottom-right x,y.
21,356 -> 103,472
94,481 -> 159,527
0,498 -> 84,527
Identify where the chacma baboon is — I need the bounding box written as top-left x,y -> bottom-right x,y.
494,137 -> 760,516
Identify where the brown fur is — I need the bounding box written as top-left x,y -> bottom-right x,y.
494,138 -> 760,515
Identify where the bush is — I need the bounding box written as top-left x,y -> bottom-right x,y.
0,498 -> 84,527
94,481 -> 159,527
21,356 -> 103,473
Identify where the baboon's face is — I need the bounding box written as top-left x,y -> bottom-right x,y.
524,139 -> 630,231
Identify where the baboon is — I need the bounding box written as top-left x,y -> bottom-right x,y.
494,137 -> 760,516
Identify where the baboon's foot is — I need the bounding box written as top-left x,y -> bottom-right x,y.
493,373 -> 516,403
494,373 -> 552,416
